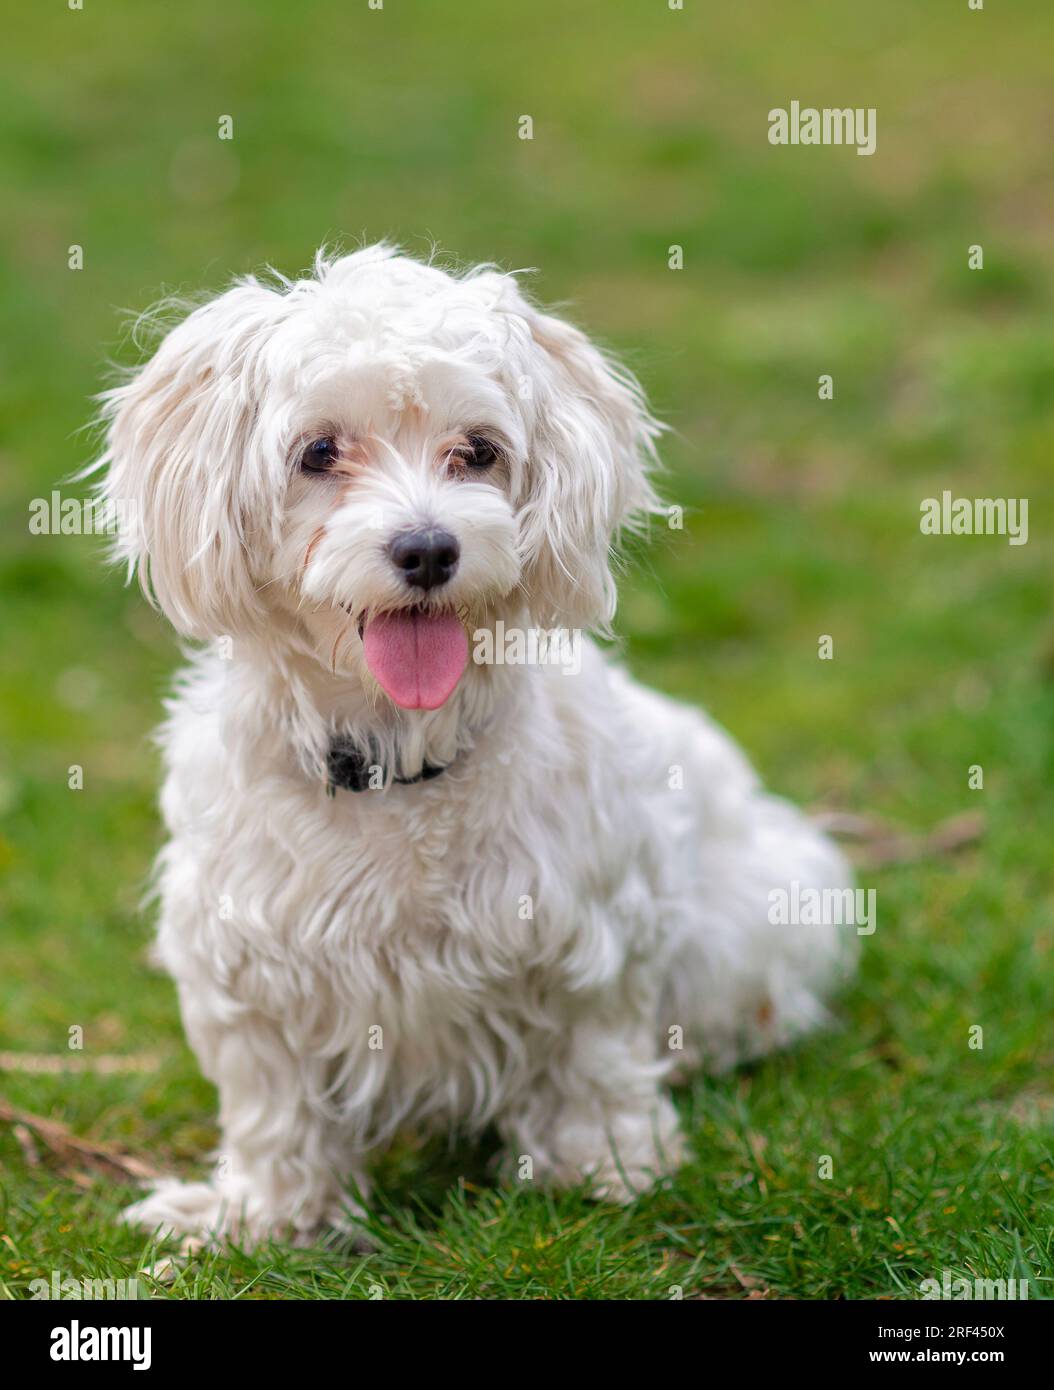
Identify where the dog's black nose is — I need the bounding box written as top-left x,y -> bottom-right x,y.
388,528 -> 460,591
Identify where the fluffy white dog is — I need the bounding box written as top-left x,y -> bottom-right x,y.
96,245 -> 855,1244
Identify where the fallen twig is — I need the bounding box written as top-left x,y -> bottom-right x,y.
0,1096 -> 160,1183
0,1052 -> 160,1076
811,809 -> 985,869
12,1123 -> 40,1167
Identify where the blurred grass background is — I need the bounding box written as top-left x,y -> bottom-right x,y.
0,0 -> 1051,1299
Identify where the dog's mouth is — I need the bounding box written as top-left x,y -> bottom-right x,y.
355,606 -> 468,711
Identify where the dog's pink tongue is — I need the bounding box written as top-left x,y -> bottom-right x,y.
362,610 -> 468,710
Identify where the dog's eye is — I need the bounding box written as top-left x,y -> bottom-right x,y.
455,435 -> 501,470
300,437 -> 338,474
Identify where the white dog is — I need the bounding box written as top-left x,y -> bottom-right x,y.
95,245 -> 855,1244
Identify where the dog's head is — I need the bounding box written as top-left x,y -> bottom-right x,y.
98,245 -> 662,710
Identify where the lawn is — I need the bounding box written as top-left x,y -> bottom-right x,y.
0,0 -> 1051,1299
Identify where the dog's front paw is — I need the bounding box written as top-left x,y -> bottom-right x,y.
123,1179 -> 230,1241
549,1101 -> 686,1203
123,1177 -> 367,1249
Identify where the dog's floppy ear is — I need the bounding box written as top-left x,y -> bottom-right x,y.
94,282 -> 280,639
480,274 -> 664,631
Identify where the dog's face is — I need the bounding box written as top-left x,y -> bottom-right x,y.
99,246 -> 661,709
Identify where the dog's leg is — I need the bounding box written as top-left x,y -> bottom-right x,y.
500,1010 -> 684,1204
124,1008 -> 366,1247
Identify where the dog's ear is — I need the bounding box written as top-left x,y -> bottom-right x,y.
476,273 -> 664,631
94,282 -> 280,639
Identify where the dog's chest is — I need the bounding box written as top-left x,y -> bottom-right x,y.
333,782 -> 471,910
318,777 -> 535,970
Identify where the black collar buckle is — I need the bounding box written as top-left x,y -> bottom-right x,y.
325,735 -> 448,794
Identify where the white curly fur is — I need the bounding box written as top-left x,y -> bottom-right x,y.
93,245 -> 856,1244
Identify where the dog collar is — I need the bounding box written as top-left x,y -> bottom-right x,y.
325,735 -> 449,794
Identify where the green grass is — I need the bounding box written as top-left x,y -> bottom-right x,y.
1,0 -> 1052,1299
